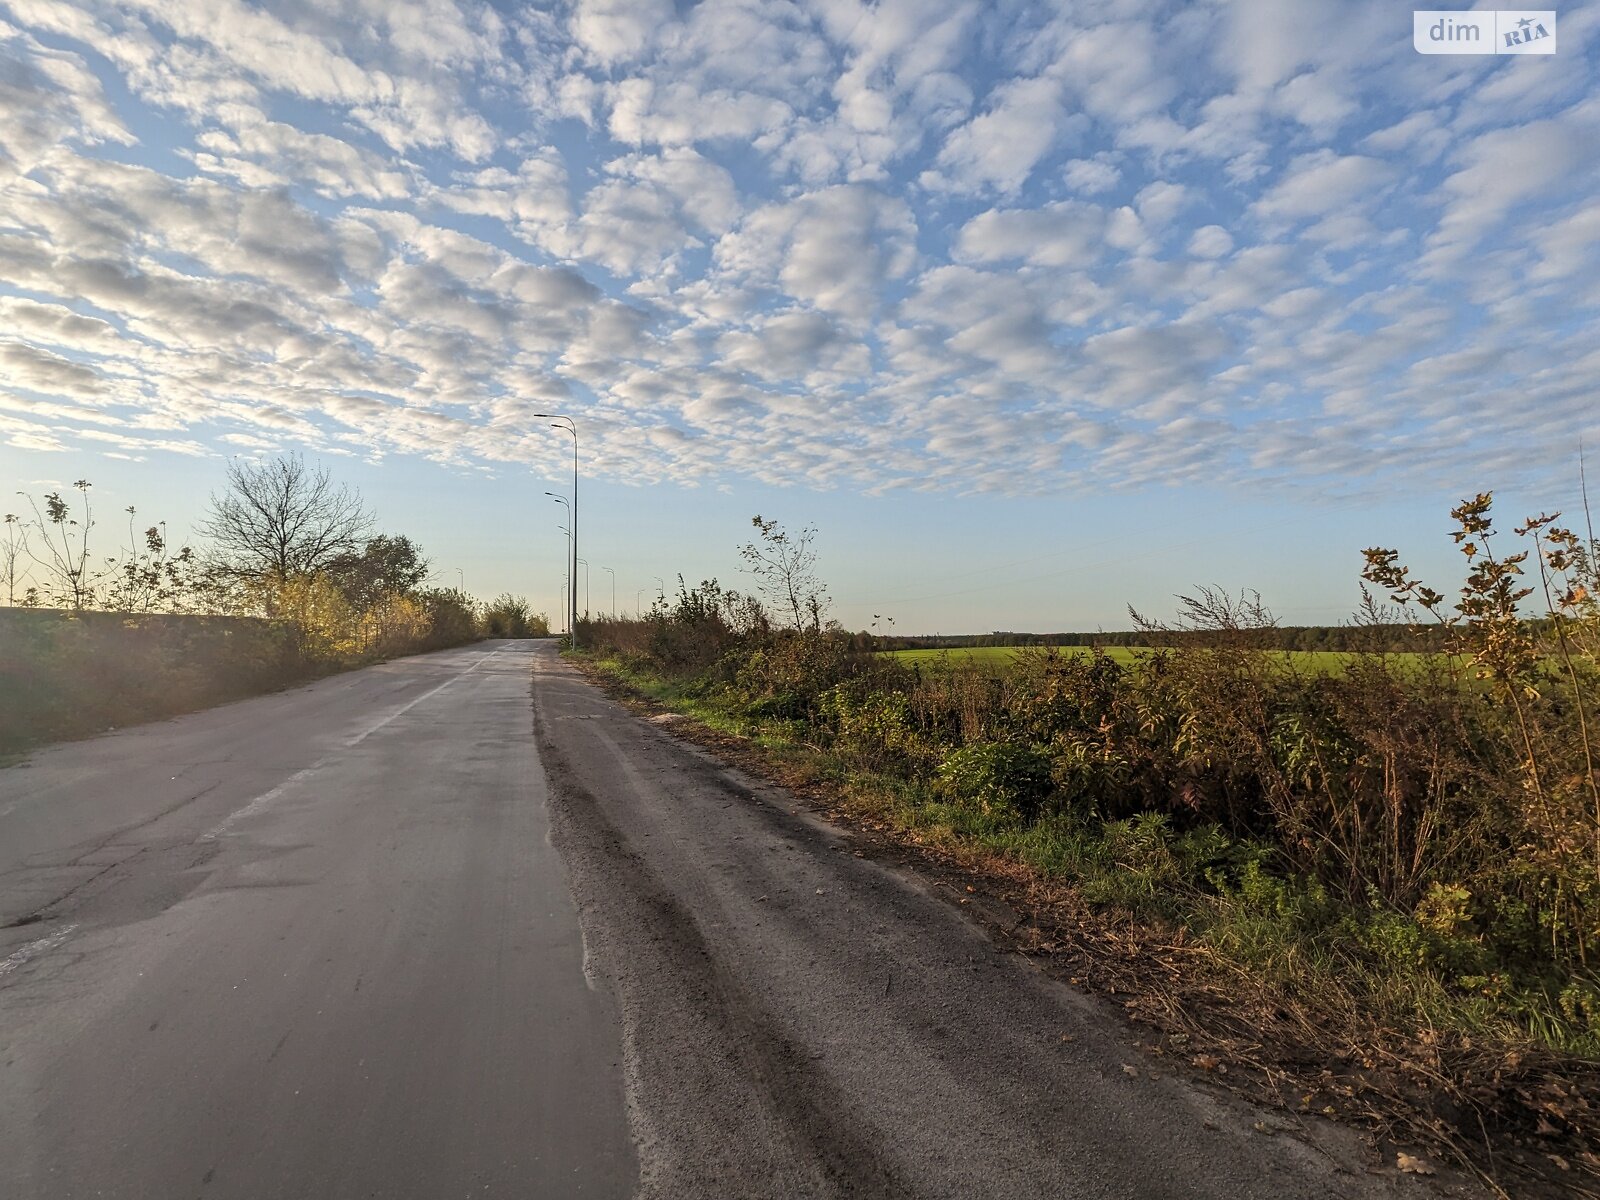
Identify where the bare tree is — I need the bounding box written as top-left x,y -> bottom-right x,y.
200,455 -> 372,587
22,481 -> 100,610
738,515 -> 829,632
2,512 -> 29,606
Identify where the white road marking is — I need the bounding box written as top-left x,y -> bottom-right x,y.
0,923 -> 80,978
341,649 -> 501,748
201,648 -> 503,842
201,765 -> 323,842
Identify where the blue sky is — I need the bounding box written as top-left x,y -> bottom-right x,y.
1,0 -> 1596,632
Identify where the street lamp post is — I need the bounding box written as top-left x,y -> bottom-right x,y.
653,575 -> 665,605
636,588 -> 644,616
535,414 -> 578,649
548,492 -> 570,637
601,566 -> 615,619
576,557 -> 590,618
557,524 -> 571,634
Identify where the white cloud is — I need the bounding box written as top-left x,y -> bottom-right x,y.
928,75 -> 1073,194
1188,225 -> 1234,259
0,339 -> 107,395
1529,205 -> 1600,282
1135,181 -> 1188,228
193,112 -> 413,200
606,77 -> 793,147
433,150 -> 573,240
903,266 -> 1065,382
546,148 -> 740,277
1049,18 -> 1179,126
716,309 -> 868,383
1082,319 -> 1234,414
954,201 -> 1106,269
570,0 -> 674,67
1253,150 -> 1397,221
1273,68 -> 1357,132
81,0 -> 500,159
0,0 -> 1593,499
0,29 -> 134,181
1062,156 -> 1119,194
1362,111 -> 1450,162
1423,115 -> 1596,270
714,185 -> 916,322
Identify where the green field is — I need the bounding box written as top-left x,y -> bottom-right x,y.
884,646 -> 1412,675
886,645 -> 1144,669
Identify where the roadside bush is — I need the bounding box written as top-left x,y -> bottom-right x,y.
3,470 -> 489,757
817,680 -> 936,770
935,741 -> 1054,821
481,594 -> 549,638
417,587 -> 478,649
264,573 -> 360,662
581,493 -> 1600,1057
735,632 -> 854,714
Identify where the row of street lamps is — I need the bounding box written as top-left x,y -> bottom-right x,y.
537,414 -> 672,641
535,414 -> 578,647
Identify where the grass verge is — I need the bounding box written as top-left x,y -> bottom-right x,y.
580,650 -> 1600,1200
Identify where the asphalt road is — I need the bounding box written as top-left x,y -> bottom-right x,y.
1,639 -> 1466,1199
1,641 -> 633,1199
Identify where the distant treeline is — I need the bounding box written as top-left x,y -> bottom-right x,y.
861,624 -> 1455,653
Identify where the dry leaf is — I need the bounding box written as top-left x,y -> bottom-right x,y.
1396,1153 -> 1435,1176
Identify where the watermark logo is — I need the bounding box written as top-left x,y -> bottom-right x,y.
1414,10 -> 1556,54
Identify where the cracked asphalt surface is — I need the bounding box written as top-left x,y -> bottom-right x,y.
1,641 -> 633,1199
1,639 -> 1472,1198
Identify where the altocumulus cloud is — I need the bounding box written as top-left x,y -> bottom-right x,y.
0,0 -> 1597,494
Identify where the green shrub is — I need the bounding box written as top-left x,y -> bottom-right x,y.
1044,737 -> 1135,817
935,741 -> 1054,821
481,594 -> 548,638
579,492 -> 1600,1056
746,691 -> 808,722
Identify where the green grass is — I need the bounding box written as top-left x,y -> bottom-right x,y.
886,645 -> 1140,669
885,645 -> 1369,674
586,651 -> 1597,1061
